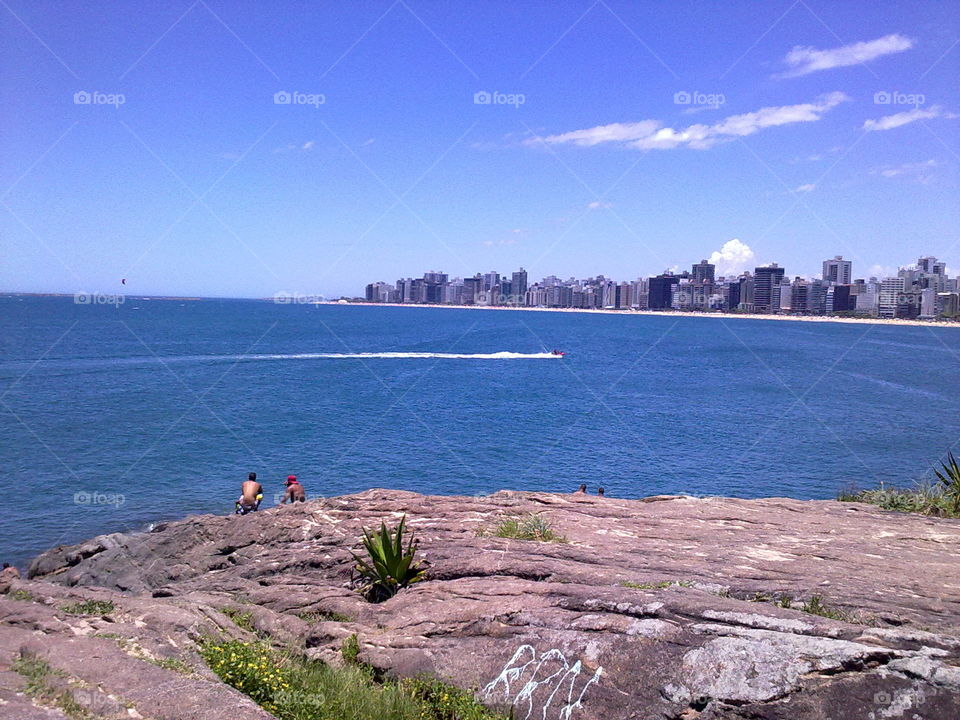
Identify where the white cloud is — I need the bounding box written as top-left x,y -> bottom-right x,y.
869,264 -> 898,279
780,34 -> 913,77
863,106 -> 952,131
708,239 -> 755,276
532,93 -> 848,151
587,200 -> 612,209
876,159 -> 938,183
302,141 -> 315,150
795,183 -> 816,193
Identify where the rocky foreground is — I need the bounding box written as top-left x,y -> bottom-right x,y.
3,490 -> 960,719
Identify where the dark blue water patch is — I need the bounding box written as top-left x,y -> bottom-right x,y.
0,297 -> 958,567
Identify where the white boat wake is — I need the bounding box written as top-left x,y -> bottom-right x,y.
239,351 -> 561,360
7,351 -> 564,375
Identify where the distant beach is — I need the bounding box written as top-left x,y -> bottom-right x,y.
326,301 -> 960,330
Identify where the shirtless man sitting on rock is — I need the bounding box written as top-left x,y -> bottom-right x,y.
281,475 -> 306,504
236,472 -> 263,515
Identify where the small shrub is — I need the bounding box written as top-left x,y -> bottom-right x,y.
60,599 -> 114,616
201,637 -> 508,720
222,607 -> 256,632
351,516 -> 427,603
341,633 -> 360,665
483,514 -> 567,543
200,640 -> 290,715
934,452 -> 960,513
9,588 -> 33,602
402,675 -> 505,720
801,594 -> 847,621
13,654 -> 60,697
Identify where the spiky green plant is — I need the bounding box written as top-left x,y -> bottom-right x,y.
351,516 -> 426,603
934,452 -> 960,513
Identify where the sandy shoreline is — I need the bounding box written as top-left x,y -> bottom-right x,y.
325,301 -> 960,329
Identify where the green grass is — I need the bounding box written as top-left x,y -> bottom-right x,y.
12,654 -> 91,719
222,607 -> 256,632
622,580 -> 693,590
480,514 -> 567,543
9,588 -> 34,602
838,481 -> 960,518
749,592 -> 851,621
799,594 -> 848,621
299,611 -> 353,624
341,634 -> 360,665
59,599 -> 114,616
201,638 -> 507,720
146,655 -> 193,674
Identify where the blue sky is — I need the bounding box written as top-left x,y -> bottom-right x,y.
2,0 -> 958,298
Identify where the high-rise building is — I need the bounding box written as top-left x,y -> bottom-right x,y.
822,256 -> 852,285
511,268 -> 528,301
753,264 -> 785,313
830,285 -> 856,313
365,282 -> 394,303
462,276 -> 482,305
648,274 -> 679,309
879,277 -> 905,318
692,260 -> 716,284
918,256 -> 946,276
790,278 -> 809,313
423,271 -> 448,285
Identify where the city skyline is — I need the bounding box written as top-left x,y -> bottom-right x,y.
1,2 -> 958,298
365,252 -> 960,320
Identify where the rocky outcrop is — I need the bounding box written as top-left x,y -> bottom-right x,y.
5,490 -> 960,719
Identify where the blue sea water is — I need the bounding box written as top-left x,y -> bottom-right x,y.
1,296 -> 959,568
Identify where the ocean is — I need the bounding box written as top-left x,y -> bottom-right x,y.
1,296 -> 959,568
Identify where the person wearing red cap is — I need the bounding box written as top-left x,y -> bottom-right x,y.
280,475 -> 306,504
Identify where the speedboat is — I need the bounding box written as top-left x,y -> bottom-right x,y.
551,349 -> 566,356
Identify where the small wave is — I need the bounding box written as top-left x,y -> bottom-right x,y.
839,371 -> 944,401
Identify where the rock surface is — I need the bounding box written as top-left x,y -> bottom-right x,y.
4,490 -> 959,719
